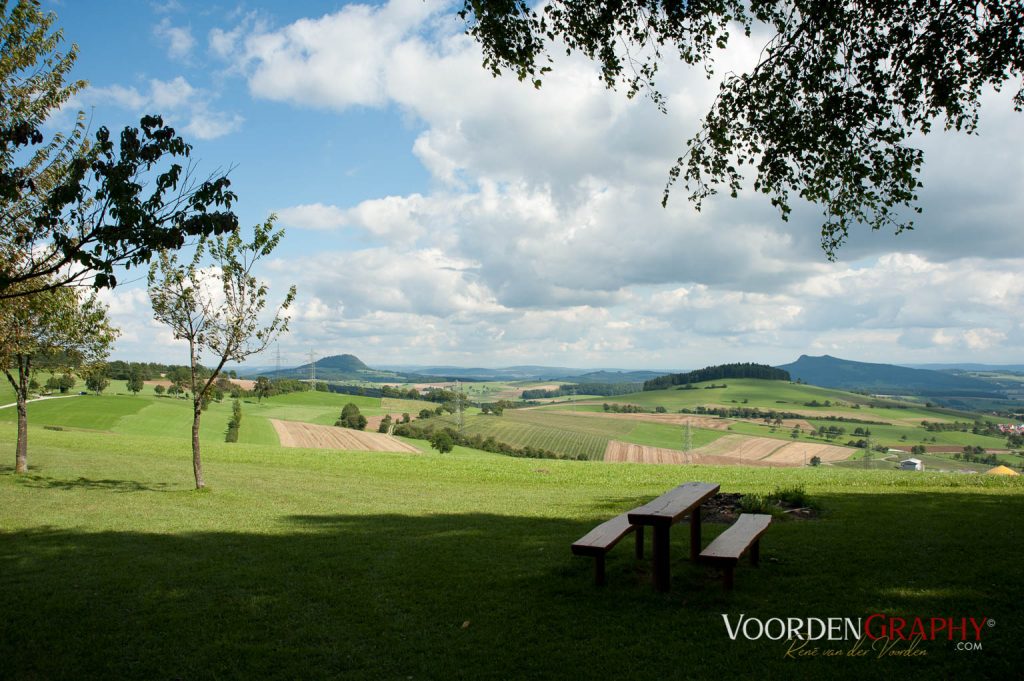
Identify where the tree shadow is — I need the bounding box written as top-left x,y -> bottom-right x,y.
0,491 -> 1020,679
14,474 -> 177,493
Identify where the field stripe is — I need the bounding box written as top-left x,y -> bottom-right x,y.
270,419 -> 420,453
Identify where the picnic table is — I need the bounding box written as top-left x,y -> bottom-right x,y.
627,482 -> 720,591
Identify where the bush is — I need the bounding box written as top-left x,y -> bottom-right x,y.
429,430 -> 454,454
773,485 -> 810,507
336,403 -> 367,430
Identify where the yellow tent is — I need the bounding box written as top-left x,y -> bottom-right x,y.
985,465 -> 1020,476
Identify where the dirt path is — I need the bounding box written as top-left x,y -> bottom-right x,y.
0,394 -> 81,410
270,419 -> 420,453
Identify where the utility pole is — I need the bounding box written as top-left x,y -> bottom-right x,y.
456,380 -> 464,432
683,420 -> 693,461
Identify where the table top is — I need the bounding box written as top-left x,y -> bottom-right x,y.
627,482 -> 720,526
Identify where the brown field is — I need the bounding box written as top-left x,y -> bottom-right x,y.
364,413 -> 406,433
270,419 -> 420,453
602,441 -> 797,467
603,434 -> 854,467
761,441 -> 853,464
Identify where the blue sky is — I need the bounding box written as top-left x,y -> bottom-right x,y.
43,0 -> 1024,370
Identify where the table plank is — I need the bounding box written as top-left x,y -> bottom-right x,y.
627,482 -> 720,525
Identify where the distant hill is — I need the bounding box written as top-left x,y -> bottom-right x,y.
644,363 -> 790,391
778,355 -> 1000,396
558,370 -> 665,383
905,363 -> 1024,373
253,354 -> 418,383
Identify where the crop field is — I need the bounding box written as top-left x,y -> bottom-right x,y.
562,379 -> 965,424
428,409 -> 726,460
1,419 -> 1022,679
271,419 -> 421,452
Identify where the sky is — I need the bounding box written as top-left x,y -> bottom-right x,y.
41,0 -> 1024,371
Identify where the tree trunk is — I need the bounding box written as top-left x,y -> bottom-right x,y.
14,356 -> 30,473
192,402 -> 204,488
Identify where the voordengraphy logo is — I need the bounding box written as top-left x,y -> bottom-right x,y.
721,614 -> 992,659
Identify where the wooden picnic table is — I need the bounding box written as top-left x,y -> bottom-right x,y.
627,482 -> 720,591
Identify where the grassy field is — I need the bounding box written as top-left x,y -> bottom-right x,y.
566,380 -> 959,421
0,388 -> 431,448
1,421 -> 1021,679
426,409 -> 725,460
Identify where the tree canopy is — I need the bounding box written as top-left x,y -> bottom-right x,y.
459,1 -> 1024,257
0,1 -> 239,299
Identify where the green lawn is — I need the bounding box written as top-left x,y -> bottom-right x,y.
0,422 -> 1021,679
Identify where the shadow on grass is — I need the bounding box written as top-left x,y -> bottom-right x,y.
14,474 -> 177,493
0,492 -> 1021,680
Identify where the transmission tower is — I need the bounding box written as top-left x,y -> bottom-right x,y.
683,421 -> 693,458
309,350 -> 316,384
456,380 -> 464,432
275,343 -> 281,375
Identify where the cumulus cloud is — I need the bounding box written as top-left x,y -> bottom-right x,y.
160,1 -> 1024,367
86,77 -> 243,140
154,18 -> 196,60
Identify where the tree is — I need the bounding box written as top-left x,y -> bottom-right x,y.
430,430 -> 455,454
154,384 -> 166,396
0,284 -> 116,472
336,403 -> 367,430
126,367 -> 144,395
809,456 -> 821,467
460,1 -> 1024,256
254,376 -> 273,402
378,414 -> 393,434
0,1 -> 238,300
148,218 -> 296,489
84,366 -> 109,395
225,399 -> 242,443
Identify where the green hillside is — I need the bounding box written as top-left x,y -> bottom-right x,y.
1,422 -> 1020,679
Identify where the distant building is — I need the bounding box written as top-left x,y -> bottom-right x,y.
900,458 -> 923,471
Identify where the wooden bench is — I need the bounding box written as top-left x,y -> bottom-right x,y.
571,513 -> 645,586
699,513 -> 772,590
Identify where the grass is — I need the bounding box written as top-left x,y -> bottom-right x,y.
1,421 -> 1022,679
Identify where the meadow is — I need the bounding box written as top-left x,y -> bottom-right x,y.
1,418 -> 1021,680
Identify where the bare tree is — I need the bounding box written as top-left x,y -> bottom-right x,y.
148,217 -> 296,489
0,282 -> 117,472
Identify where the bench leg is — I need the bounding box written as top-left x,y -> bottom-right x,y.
594,554 -> 606,586
635,526 -> 645,560
689,504 -> 702,561
652,524 -> 670,592
750,539 -> 760,567
723,565 -> 735,591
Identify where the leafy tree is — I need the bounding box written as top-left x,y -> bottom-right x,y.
460,1 -> 1024,256
378,414 -> 393,434
0,1 -> 239,300
148,219 -> 295,489
336,403 -> 367,430
809,456 -> 821,467
126,367 -> 144,395
84,366 -> 109,395
401,412 -> 410,424
153,384 -> 166,396
0,284 -> 116,472
254,376 -> 273,402
430,430 -> 455,454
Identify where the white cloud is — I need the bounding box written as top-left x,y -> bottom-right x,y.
84,77 -> 242,140
154,18 -> 196,60
138,1 -> 1024,367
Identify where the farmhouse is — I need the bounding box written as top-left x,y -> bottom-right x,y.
900,458 -> 923,471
